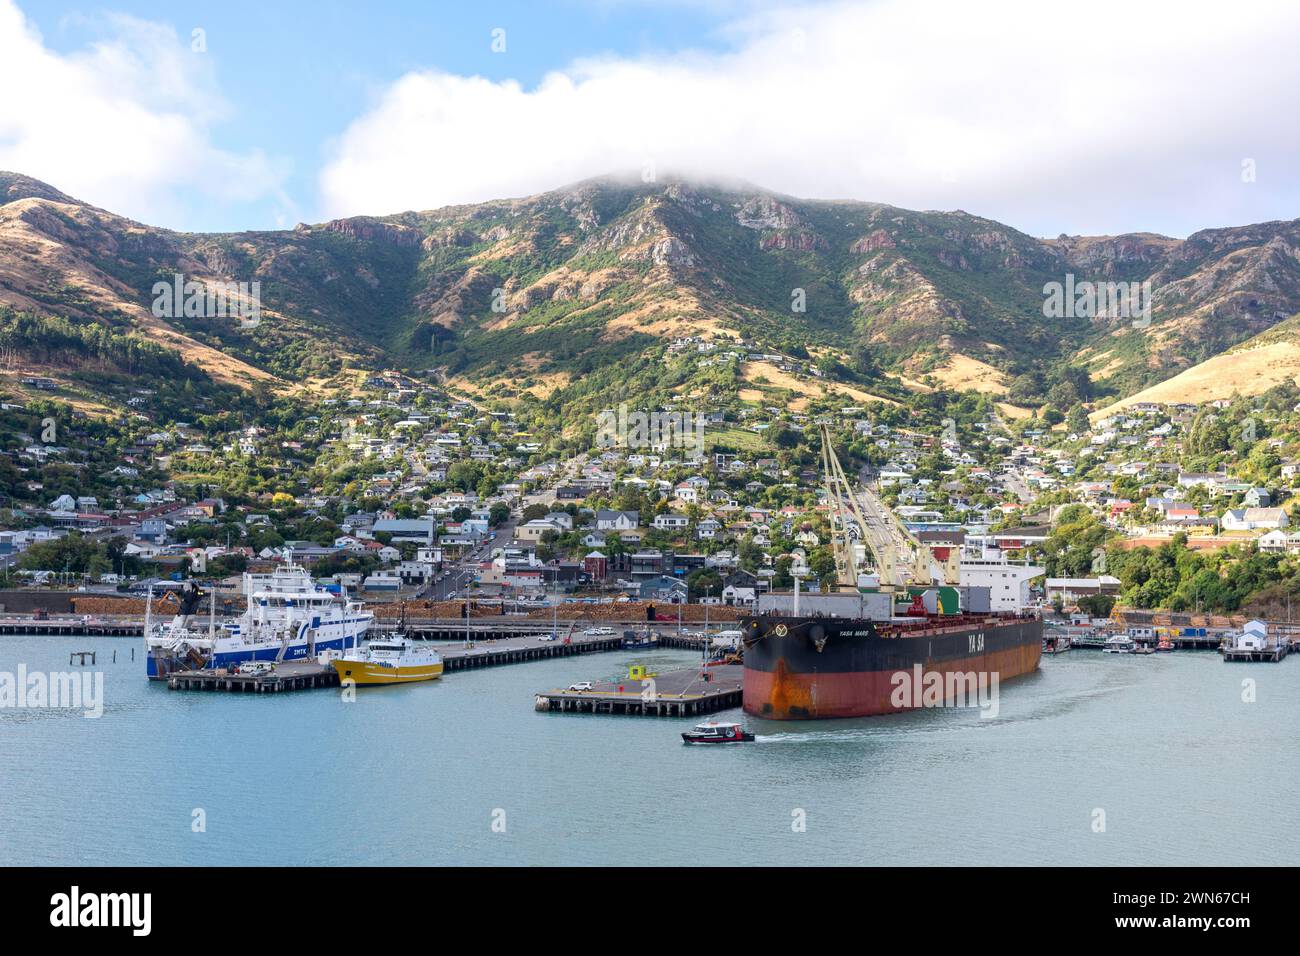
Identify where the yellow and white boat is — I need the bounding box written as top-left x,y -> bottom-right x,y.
331,636 -> 444,685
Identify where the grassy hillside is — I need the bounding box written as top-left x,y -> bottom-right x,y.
3,171 -> 1300,422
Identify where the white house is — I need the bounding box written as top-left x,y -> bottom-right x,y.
1221,507 -> 1288,531
1230,620 -> 1269,652
543,512 -> 574,531
673,484 -> 700,504
1258,529 -> 1300,552
652,513 -> 690,531
594,510 -> 638,531
363,570 -> 402,591
721,585 -> 756,607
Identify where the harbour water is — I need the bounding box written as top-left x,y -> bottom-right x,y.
2,634 -> 1296,866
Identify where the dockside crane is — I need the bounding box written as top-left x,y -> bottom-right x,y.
817,422 -> 959,593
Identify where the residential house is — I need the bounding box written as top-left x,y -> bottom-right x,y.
638,576 -> 688,603
595,510 -> 639,532
1221,508 -> 1288,531
652,513 -> 690,532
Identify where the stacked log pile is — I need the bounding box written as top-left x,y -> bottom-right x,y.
70,594 -> 181,616
522,602 -> 745,623
365,599 -> 747,623
69,593 -> 248,616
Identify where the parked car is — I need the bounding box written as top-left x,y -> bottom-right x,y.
538,633 -> 557,642
568,681 -> 594,692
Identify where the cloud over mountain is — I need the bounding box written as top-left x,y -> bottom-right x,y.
320,0 -> 1300,237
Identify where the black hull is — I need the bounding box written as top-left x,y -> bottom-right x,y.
740,613 -> 1042,719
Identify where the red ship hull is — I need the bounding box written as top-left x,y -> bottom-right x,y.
742,614 -> 1042,719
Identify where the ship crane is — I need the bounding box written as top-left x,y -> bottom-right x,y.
817,423 -> 959,592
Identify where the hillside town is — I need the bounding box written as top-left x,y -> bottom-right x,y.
6,359 -> 1300,621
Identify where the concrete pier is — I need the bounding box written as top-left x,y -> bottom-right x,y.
0,618 -> 143,636
163,630 -> 654,691
165,659 -> 339,693
534,664 -> 744,717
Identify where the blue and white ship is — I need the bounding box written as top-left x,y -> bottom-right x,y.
145,564 -> 374,679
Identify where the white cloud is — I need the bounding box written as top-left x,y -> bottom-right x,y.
319,0 -> 1300,237
0,0 -> 289,228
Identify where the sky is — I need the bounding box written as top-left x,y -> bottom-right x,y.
2,0 -> 1298,237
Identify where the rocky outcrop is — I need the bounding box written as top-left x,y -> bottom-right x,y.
652,236 -> 696,268
735,195 -> 804,231
1047,232 -> 1180,275
422,227 -> 479,250
851,229 -> 896,254
316,217 -> 422,247
759,231 -> 826,252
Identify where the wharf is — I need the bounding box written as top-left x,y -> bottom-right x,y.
0,617 -> 142,637
439,632 -> 623,670
164,630 -> 639,691
1053,628 -> 1106,649
389,620 -> 560,640
1054,628 -> 1226,651
165,659 -> 339,693
1223,643 -> 1289,663
1138,634 -> 1226,650
534,663 -> 744,717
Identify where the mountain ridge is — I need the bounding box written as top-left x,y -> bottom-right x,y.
2,170 -> 1299,419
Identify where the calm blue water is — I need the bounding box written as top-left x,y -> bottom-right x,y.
1,635 -> 1296,866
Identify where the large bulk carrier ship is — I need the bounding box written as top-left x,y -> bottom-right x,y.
742,425 -> 1041,719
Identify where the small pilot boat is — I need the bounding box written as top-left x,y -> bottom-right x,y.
681,720 -> 754,744
330,636 -> 443,685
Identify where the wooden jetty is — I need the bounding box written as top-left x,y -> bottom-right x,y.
165,631 -> 638,691
535,664 -> 745,717
389,620 -> 558,640
0,618 -> 143,637
1223,645 -> 1288,662
1223,642 -> 1289,662
1052,627 -> 1227,651
165,659 -> 339,693
1221,620 -> 1291,662
1050,627 -> 1105,649
655,633 -> 710,652
441,632 -> 623,670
